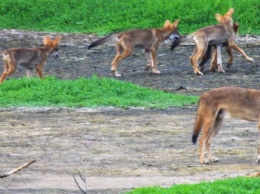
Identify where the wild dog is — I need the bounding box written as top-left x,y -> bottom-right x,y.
88,20 -> 180,77
199,23 -> 239,72
0,35 -> 61,83
171,8 -> 253,75
192,86 -> 260,164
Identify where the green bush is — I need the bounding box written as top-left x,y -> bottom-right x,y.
0,76 -> 198,108
0,0 -> 259,34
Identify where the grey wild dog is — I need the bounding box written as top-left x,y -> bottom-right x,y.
199,23 -> 239,72
192,86 -> 260,164
171,8 -> 253,75
88,20 -> 180,77
0,35 -> 61,83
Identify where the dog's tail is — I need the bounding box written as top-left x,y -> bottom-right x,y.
171,36 -> 191,51
192,98 -> 204,144
88,34 -> 117,49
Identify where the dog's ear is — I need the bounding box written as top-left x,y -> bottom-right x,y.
53,35 -> 61,47
215,13 -> 223,23
171,19 -> 180,28
164,20 -> 171,28
225,8 -> 234,17
44,35 -> 52,46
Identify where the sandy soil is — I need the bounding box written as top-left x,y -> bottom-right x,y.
0,29 -> 260,194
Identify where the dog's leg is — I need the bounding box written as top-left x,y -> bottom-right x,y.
210,47 -> 218,71
36,66 -> 44,78
111,42 -> 132,77
257,122 -> 260,163
229,42 -> 254,62
144,49 -> 152,70
199,45 -> 212,71
0,60 -> 16,83
226,45 -> 233,68
205,110 -> 224,162
190,37 -> 206,75
150,47 -> 161,75
25,69 -> 32,78
216,44 -> 225,73
199,120 -> 214,164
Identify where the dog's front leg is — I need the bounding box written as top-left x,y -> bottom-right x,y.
229,42 -> 254,62
216,44 -> 225,73
144,49 -> 152,70
150,48 -> 161,75
25,69 -> 32,78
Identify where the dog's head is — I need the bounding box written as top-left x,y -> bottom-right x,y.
43,35 -> 61,49
163,19 -> 180,32
43,35 -> 61,58
215,8 -> 234,26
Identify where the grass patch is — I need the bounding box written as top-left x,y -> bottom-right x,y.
0,0 -> 259,35
0,76 -> 198,108
127,177 -> 260,194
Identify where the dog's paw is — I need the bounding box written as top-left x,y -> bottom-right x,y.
247,57 -> 254,62
210,157 -> 219,162
112,71 -> 121,77
195,71 -> 203,75
152,69 -> 161,75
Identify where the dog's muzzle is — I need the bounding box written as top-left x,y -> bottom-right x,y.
52,51 -> 61,59
169,34 -> 180,41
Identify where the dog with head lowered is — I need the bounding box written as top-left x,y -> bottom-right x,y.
171,8 -> 253,75
88,20 -> 180,77
192,86 -> 260,164
0,35 -> 61,83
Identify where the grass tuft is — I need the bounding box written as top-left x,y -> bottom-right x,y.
0,76 -> 198,108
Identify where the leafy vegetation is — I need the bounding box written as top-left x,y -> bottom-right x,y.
128,177 -> 260,194
0,76 -> 198,108
0,0 -> 259,35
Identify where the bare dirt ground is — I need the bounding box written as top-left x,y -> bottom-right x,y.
0,29 -> 260,194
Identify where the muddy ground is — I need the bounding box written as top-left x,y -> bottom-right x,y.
0,30 -> 260,194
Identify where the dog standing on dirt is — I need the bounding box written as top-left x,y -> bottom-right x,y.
192,86 -> 260,164
0,35 -> 61,83
171,8 -> 253,75
88,20 -> 180,77
198,23 -> 239,72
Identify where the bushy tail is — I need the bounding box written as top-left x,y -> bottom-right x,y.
171,36 -> 190,51
88,34 -> 116,49
192,99 -> 203,144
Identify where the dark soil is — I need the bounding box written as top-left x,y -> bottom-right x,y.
0,30 -> 260,194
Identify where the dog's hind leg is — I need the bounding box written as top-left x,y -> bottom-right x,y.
190,42 -> 205,75
0,56 -> 16,83
144,49 -> 152,70
25,69 -> 32,78
216,44 -> 225,73
205,109 -> 225,163
226,45 -> 233,68
229,41 -> 254,62
257,122 -> 260,163
111,42 -> 132,77
199,45 -> 212,71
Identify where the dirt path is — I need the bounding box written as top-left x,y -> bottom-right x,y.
0,30 -> 260,193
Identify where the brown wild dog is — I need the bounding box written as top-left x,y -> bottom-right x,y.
0,35 -> 61,83
192,87 -> 260,164
171,8 -> 253,75
199,23 -> 239,72
88,20 -> 180,77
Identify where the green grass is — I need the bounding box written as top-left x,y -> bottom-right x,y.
0,76 -> 198,108
0,0 -> 259,35
127,177 -> 260,194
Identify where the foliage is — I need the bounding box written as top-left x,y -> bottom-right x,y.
0,0 -> 259,35
127,177 -> 260,194
0,76 -> 198,108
